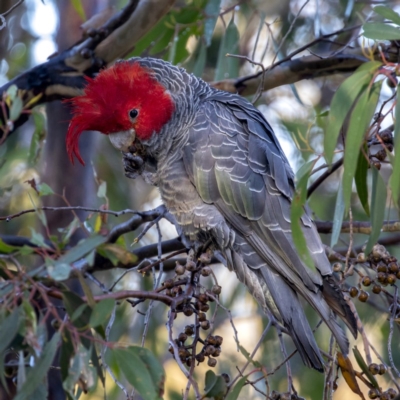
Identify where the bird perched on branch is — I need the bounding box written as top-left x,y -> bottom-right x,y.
66,57 -> 357,371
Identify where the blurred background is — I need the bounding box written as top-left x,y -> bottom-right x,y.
0,0 -> 399,399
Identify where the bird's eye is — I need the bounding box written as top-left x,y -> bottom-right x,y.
129,109 -> 139,120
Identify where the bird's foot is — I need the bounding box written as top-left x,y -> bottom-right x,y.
122,151 -> 144,179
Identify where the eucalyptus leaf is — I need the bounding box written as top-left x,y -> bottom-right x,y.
330,181 -> 344,248
204,0 -> 221,46
363,23 -> 400,40
373,5 -> 400,25
390,84 -> 400,207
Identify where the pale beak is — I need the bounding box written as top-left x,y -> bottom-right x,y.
108,129 -> 136,152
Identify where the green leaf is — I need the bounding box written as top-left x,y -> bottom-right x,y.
353,346 -> 379,389
62,291 -> 92,330
324,61 -> 382,164
71,0 -> 86,21
57,234 -> 107,265
204,370 -> 227,399
171,27 -> 191,64
89,299 -> 115,328
204,0 -> 221,46
342,82 -> 381,212
0,307 -> 20,354
36,182 -> 54,197
60,330 -> 74,381
0,239 -> 20,254
10,96 -> 23,121
365,167 -> 387,254
28,111 -> 46,166
373,6 -> 400,25
108,347 -> 165,400
238,345 -> 262,369
6,85 -> 17,100
331,181 -> 345,248
214,16 -> 239,81
390,84 -> 400,207
29,228 -> 52,250
14,332 -> 60,400
226,376 -> 247,400
291,159 -> 317,272
97,181 -> 107,199
363,23 -> 400,40
355,147 -> 370,216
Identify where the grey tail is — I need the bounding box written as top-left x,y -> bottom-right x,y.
259,268 -> 325,372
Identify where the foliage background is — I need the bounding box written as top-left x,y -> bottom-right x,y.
1,0 -> 400,399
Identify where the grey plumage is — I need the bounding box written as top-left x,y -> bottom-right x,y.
87,57 -> 358,371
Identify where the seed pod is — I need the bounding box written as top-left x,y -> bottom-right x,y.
178,347 -> 189,359
195,353 -> 205,363
358,290 -> 369,302
215,335 -> 223,346
380,392 -> 391,400
397,270 -> 400,279
212,347 -> 221,357
163,278 -> 174,289
378,363 -> 387,375
361,276 -> 372,287
175,263 -> 186,275
183,307 -> 194,317
387,274 -> 397,285
357,253 -> 366,263
377,272 -> 386,283
198,293 -> 208,303
199,312 -> 207,322
201,266 -> 212,277
368,389 -> 379,399
388,262 -> 399,274
186,260 -> 196,271
207,336 -> 217,345
207,358 -> 217,367
377,263 -> 388,273
349,287 -> 359,298
186,358 -> 192,367
178,333 -> 188,343
168,345 -> 174,354
184,324 -> 195,336
372,285 -> 382,294
200,320 -> 210,330
211,285 -> 222,295
51,319 -> 61,330
368,363 -> 379,375
199,303 -> 210,312
333,262 -> 342,272
199,252 -> 212,265
204,345 -> 215,356
386,388 -> 397,399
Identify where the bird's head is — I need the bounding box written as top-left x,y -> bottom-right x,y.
66,60 -> 175,165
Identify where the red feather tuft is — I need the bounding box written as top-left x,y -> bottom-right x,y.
66,61 -> 175,165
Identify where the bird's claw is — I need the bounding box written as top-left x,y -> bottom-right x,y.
122,151 -> 144,179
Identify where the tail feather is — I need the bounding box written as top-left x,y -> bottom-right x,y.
322,276 -> 358,338
259,268 -> 324,371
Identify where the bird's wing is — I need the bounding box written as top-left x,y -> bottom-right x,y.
183,92 -> 330,287
182,93 -> 357,348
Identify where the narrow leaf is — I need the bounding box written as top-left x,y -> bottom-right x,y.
353,346 -> 379,389
0,307 -> 20,354
363,23 -> 400,40
325,61 -> 381,164
291,159 -> 317,272
57,234 -> 107,265
342,82 -> 381,212
355,148 -> 370,216
365,167 -> 387,254
204,0 -> 221,46
390,84 -> 400,207
337,352 -> 365,399
373,6 -> 400,25
71,0 -> 86,21
331,181 -> 345,247
215,16 -> 239,81
192,43 -> 207,77
14,333 -> 60,400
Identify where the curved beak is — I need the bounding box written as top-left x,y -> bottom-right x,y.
108,129 -> 136,152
